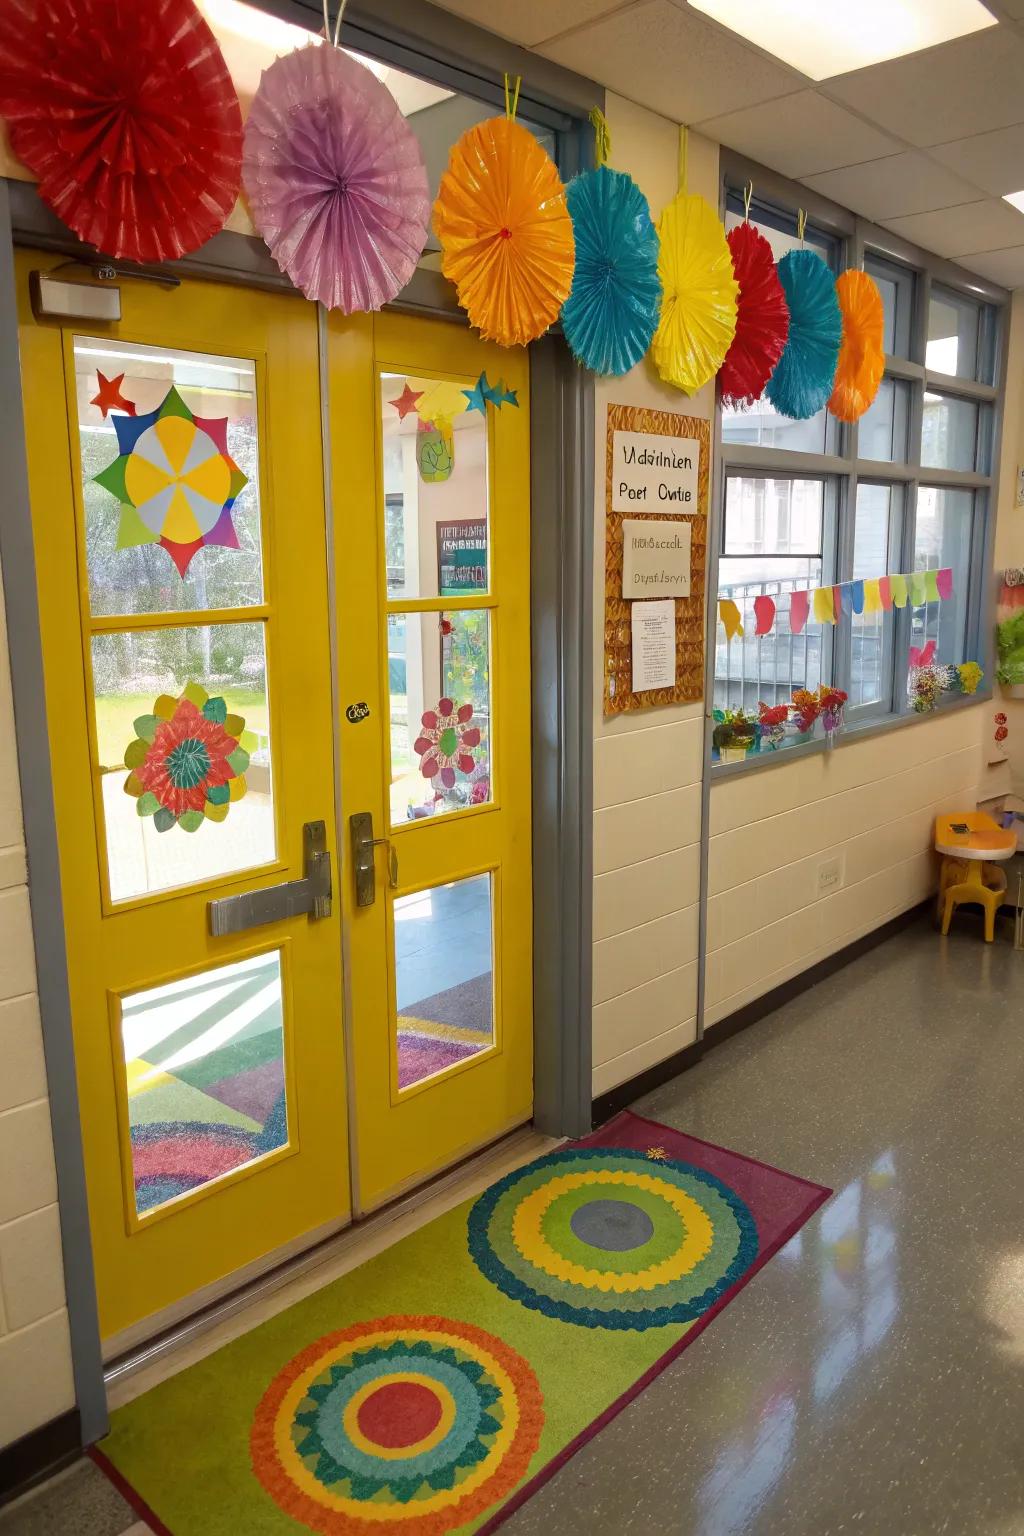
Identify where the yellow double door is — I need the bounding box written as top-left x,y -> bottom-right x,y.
17,255 -> 533,1346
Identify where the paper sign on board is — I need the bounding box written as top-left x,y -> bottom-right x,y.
621,518 -> 691,599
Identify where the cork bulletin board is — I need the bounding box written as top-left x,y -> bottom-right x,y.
603,403 -> 710,715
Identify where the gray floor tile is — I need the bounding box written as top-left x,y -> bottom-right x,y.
0,1459 -> 138,1536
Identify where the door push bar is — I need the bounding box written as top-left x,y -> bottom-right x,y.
207,820 -> 332,936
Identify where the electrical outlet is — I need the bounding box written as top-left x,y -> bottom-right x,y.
817,854 -> 844,898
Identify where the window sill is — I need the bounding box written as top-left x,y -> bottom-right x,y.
709,687 -> 991,779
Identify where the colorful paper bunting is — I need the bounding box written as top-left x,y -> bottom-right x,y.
890,575 -> 908,609
790,590 -> 809,635
909,571 -> 927,607
851,579 -> 865,615
879,575 -> 893,611
937,567 -> 953,601
753,595 -> 776,636
718,599 -> 744,640
863,579 -> 882,614
813,586 -> 836,625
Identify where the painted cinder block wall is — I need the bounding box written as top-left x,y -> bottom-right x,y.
590,99 -> 716,1096
0,566 -> 75,1448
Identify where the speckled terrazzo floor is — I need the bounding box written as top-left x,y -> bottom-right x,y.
3,910 -> 1022,1536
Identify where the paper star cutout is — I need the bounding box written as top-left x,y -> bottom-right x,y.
91,370 -> 136,420
497,382 -> 520,408
463,372 -> 492,415
389,383 -> 423,420
646,1146 -> 668,1161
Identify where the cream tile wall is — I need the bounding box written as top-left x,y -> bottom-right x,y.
705,707 -> 986,1028
0,570 -> 74,1448
590,100 -> 718,1096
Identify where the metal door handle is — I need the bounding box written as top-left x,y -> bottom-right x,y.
350,811 -> 398,907
207,821 -> 332,936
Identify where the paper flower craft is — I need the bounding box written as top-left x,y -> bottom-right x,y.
413,698 -> 482,788
829,269 -> 885,422
123,683 -> 255,834
243,45 -> 429,311
562,165 -> 661,376
719,221 -> 790,408
766,250 -> 842,421
651,193 -> 738,395
0,0 -> 242,262
93,385 -> 247,578
433,116 -> 575,348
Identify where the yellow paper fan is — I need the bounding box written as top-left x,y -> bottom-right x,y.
651,192 -> 739,394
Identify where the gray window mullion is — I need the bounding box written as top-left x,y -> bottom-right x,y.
834,468 -> 857,698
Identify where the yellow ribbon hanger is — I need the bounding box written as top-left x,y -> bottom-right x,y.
797,208 -> 807,246
322,0 -> 348,44
589,107 -> 611,169
504,72 -> 522,121
743,180 -> 753,222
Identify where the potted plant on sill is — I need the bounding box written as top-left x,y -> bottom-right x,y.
787,689 -> 820,743
758,702 -> 788,751
713,708 -> 758,763
817,685 -> 848,744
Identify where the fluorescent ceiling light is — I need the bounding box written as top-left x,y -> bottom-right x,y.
688,0 -> 997,81
1004,191 -> 1024,215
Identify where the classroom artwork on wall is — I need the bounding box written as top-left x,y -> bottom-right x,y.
604,403 -> 709,715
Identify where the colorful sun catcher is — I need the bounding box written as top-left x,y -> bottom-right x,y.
93,385 -> 247,578
123,683 -> 255,834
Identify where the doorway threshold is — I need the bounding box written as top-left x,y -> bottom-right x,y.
105,1121 -> 554,1412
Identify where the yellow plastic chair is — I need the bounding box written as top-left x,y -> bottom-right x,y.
935,812 -> 1016,943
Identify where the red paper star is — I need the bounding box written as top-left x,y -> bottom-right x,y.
91,371 -> 136,420
389,383 -> 423,420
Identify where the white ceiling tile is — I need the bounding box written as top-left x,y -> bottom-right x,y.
802,151 -> 982,222
425,0 -> 629,47
958,245 -> 1024,286
929,123 -> 1024,197
538,0 -> 804,124
825,25 -> 1024,146
883,197 -> 1024,257
694,91 -> 901,178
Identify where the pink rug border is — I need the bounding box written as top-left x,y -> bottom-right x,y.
91,1109 -> 832,1536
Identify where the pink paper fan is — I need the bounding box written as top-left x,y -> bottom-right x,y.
242,45 -> 429,312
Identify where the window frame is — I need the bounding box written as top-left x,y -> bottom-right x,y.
710,151 -> 1007,771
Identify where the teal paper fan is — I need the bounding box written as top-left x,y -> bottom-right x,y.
562,165 -> 661,376
765,249 -> 841,420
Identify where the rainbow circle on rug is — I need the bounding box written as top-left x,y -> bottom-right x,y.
467,1147 -> 759,1330
250,1315 -> 544,1535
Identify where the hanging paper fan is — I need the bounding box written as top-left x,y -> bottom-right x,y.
433,115 -> 575,348
829,269 -> 885,422
651,193 -> 739,394
765,249 -> 842,421
0,0 -> 242,263
562,164 -> 661,375
719,221 -> 789,409
243,45 -> 429,312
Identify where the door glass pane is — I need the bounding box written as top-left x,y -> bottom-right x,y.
851,484 -> 900,710
380,372 -> 490,601
75,338 -> 263,618
388,610 -> 491,826
921,392 -> 982,472
121,952 -> 287,1218
92,621 -> 275,903
394,874 -> 493,1090
914,487 -> 974,663
859,377 -> 910,463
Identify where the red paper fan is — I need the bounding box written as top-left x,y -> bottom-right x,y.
719,222 -> 790,409
0,0 -> 242,262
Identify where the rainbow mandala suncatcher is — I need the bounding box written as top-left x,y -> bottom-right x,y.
93,385 -> 247,577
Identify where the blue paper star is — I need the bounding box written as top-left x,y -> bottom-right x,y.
463,373 -> 491,415
497,382 -> 519,408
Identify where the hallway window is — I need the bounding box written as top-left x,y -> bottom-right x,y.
713,172 -> 1003,759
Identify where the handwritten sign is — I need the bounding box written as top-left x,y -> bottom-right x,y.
612,429 -> 699,512
621,518 -> 691,599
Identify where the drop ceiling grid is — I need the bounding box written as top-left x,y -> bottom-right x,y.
428,0 -> 1024,282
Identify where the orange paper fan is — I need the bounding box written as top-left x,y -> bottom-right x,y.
433,116 -> 575,348
829,269 -> 885,422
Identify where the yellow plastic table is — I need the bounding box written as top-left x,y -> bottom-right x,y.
935,812 -> 1016,942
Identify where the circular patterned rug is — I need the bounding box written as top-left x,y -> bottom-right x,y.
467,1147 -> 759,1330
251,1315 -> 543,1534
